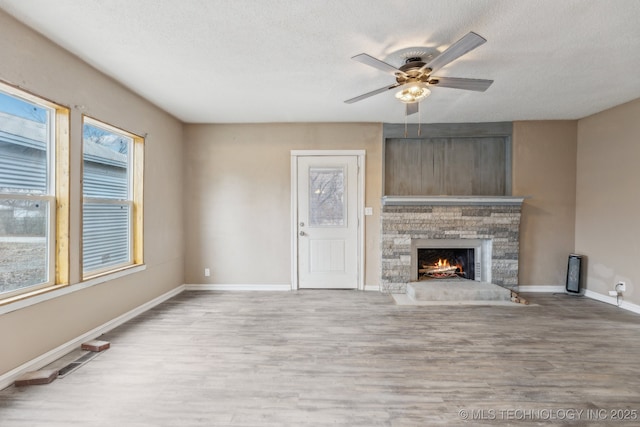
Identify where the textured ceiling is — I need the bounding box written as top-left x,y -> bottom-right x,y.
1,0 -> 640,124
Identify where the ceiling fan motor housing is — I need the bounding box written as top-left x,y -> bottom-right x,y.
396,58 -> 433,85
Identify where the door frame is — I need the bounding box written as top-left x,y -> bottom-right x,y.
290,150 -> 365,291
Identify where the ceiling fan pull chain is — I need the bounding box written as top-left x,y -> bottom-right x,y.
418,103 -> 422,137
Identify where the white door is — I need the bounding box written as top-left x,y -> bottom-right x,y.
297,155 -> 359,289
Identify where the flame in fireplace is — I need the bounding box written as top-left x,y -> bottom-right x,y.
435,258 -> 450,268
433,258 -> 464,274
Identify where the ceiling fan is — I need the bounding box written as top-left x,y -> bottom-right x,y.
345,32 -> 493,115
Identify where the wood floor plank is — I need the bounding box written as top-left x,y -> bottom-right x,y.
1,291 -> 640,426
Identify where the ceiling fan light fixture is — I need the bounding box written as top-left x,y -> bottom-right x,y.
395,82 -> 431,103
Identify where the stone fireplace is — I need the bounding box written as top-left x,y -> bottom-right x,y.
381,196 -> 524,293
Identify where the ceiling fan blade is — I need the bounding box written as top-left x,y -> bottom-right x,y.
352,53 -> 407,76
428,76 -> 493,92
421,32 -> 487,73
406,102 -> 419,116
344,83 -> 401,104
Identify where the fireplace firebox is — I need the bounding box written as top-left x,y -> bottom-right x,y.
410,238 -> 492,283
417,248 -> 475,281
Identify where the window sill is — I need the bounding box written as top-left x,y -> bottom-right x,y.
0,264 -> 146,316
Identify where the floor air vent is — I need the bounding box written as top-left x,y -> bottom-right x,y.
58,351 -> 101,378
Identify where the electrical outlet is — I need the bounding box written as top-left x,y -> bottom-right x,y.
204,268 -> 210,277
616,281 -> 626,292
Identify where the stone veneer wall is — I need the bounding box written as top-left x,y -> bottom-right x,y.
381,204 -> 522,293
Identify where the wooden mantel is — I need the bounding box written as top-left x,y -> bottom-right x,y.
381,195 -> 527,206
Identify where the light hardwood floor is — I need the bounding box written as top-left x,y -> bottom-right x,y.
1,291 -> 640,426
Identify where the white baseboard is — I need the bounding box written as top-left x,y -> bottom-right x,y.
185,284 -> 379,292
0,285 -> 185,391
184,284 -> 291,291
584,289 -> 640,315
518,286 -> 640,314
517,285 -> 566,293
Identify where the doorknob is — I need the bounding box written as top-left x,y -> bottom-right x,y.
299,231 -> 306,236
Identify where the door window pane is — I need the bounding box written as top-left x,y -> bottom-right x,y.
309,167 -> 345,227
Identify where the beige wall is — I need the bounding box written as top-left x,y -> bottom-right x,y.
512,121 -> 578,287
0,11 -> 184,375
183,123 -> 382,287
576,98 -> 640,304
184,120 -> 581,290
